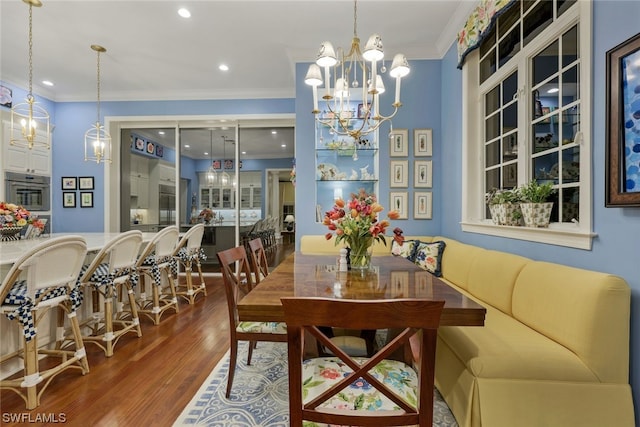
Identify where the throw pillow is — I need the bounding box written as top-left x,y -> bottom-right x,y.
414,240 -> 446,277
391,239 -> 418,261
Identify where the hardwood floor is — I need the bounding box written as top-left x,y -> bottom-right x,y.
0,240 -> 294,426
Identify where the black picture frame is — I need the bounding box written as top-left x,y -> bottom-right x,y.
61,176 -> 77,190
79,176 -> 94,190
63,192 -> 76,208
606,32 -> 640,207
80,191 -> 94,208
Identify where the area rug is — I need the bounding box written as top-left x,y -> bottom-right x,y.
173,341 -> 459,426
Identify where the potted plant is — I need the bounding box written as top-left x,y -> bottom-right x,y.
519,180 -> 555,227
486,188 -> 522,226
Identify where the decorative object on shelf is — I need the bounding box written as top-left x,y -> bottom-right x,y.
284,214 -> 295,231
519,180 -> 555,228
199,208 -> 214,224
413,192 -> 433,220
10,0 -> 50,151
304,0 -> 410,141
206,130 -> 217,187
605,32 -> 640,207
389,128 -> 408,157
84,44 -> 112,163
414,128 -> 433,157
290,161 -> 296,186
0,202 -> 44,241
322,189 -> 401,270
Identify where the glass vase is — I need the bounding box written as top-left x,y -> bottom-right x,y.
349,245 -> 373,271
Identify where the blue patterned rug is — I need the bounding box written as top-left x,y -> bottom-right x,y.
173,341 -> 458,426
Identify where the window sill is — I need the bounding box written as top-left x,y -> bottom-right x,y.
460,221 -> 596,250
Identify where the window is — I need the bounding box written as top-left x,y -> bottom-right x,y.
461,0 -> 593,249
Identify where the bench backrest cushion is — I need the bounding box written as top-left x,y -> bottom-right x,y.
512,261 -> 631,383
433,236 -> 484,291
467,250 -> 529,315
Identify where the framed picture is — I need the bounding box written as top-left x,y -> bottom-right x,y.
390,160 -> 408,188
606,32 -> 640,207
413,128 -> 433,156
414,160 -> 433,188
80,192 -> 94,208
389,128 -> 408,157
540,106 -> 551,124
61,176 -> 77,190
156,145 -> 164,157
63,192 -> 76,208
357,103 -> 365,118
414,191 -> 433,219
389,191 -> 408,219
79,176 -> 94,190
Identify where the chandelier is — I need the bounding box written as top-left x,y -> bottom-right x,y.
305,0 -> 410,142
10,0 -> 50,150
206,130 -> 217,187
84,44 -> 112,163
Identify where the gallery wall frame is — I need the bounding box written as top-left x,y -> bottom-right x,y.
390,160 -> 409,188
389,129 -> 409,157
413,128 -> 433,156
606,32 -> 640,207
414,160 -> 433,188
79,176 -> 94,190
389,191 -> 408,219
61,177 -> 77,190
80,192 -> 94,208
414,191 -> 433,219
63,192 -> 76,208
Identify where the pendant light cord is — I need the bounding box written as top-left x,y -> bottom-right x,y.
27,4 -> 34,99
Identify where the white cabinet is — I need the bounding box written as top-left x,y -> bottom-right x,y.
158,163 -> 176,185
2,121 -> 51,175
239,171 -> 262,209
130,155 -> 149,209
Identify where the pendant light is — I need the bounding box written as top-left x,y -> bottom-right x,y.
10,0 -> 51,150
219,136 -> 231,187
84,44 -> 112,163
206,130 -> 217,187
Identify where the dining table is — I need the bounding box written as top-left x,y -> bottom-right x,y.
237,252 -> 486,327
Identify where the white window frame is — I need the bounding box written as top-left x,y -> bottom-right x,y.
460,0 -> 595,250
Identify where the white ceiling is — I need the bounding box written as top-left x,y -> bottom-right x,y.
1,0 -> 477,159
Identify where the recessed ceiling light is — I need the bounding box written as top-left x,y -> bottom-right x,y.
178,8 -> 191,18
42,80 -> 53,86
271,130 -> 277,135
281,144 -> 286,148
219,64 -> 229,71
204,151 -> 209,156
158,131 -> 165,135
241,151 -> 247,155
184,144 -> 190,148
547,87 -> 559,93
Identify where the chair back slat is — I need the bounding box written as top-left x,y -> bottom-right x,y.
248,237 -> 269,284
217,246 -> 254,326
281,297 -> 445,427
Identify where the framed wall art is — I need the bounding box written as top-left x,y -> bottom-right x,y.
390,160 -> 408,188
63,192 -> 76,208
606,32 -> 640,207
413,128 -> 433,156
389,128 -> 408,157
389,191 -> 408,219
80,192 -> 94,208
61,176 -> 77,190
79,176 -> 94,190
414,191 -> 433,219
414,160 -> 433,188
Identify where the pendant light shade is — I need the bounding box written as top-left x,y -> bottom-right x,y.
219,136 -> 231,187
10,0 -> 50,151
206,130 -> 217,187
84,44 -> 112,163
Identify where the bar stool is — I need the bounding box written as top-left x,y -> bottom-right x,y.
173,224 -> 207,304
134,226 -> 180,324
0,235 -> 89,409
72,231 -> 144,357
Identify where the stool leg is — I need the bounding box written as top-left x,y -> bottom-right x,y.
22,331 -> 40,410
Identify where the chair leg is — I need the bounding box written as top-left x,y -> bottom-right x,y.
22,332 -> 40,410
226,340 -> 238,398
125,287 -> 143,337
103,296 -> 115,357
247,340 -> 255,365
67,311 -> 90,374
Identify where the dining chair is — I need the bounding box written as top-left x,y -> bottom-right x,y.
216,246 -> 287,398
173,223 -> 207,304
281,297 -> 445,427
247,237 -> 269,285
134,226 -> 180,324
70,230 -> 144,357
0,235 -> 90,409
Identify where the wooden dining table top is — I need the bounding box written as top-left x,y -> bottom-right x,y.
237,252 -> 486,327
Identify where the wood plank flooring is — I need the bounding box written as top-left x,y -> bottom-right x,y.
0,241 -> 294,427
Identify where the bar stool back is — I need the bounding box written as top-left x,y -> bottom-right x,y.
173,223 -> 207,304
0,235 -> 89,409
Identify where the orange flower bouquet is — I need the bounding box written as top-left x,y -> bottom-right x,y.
322,189 -> 403,269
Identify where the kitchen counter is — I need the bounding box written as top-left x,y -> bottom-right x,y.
180,223 -> 254,265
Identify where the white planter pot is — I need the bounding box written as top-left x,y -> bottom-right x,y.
494,203 -> 522,226
520,202 -> 553,227
488,204 -> 500,224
